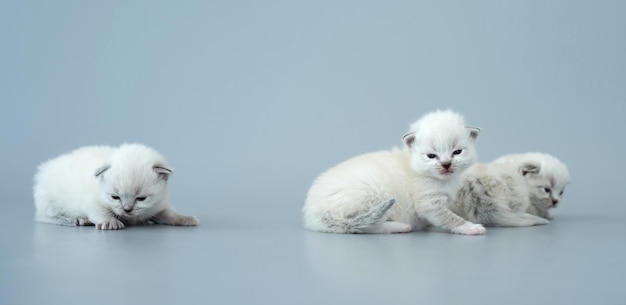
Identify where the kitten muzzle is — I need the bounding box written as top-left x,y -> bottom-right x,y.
122,203 -> 135,212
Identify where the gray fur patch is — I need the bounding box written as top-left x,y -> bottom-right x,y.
321,199 -> 396,233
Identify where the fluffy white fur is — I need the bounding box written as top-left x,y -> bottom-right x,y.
33,144 -> 199,230
493,153 -> 570,220
453,161 -> 551,227
303,109 -> 485,235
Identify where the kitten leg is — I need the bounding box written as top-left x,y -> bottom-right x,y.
36,214 -> 84,227
418,197 -> 485,235
469,202 -> 550,227
363,221 -> 412,234
151,207 -> 199,226
450,222 -> 486,235
545,210 -> 554,220
491,212 -> 550,227
527,205 -> 553,220
74,217 -> 93,226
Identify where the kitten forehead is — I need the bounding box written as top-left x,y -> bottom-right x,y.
409,110 -> 473,145
410,109 -> 466,133
549,175 -> 556,187
426,137 -> 463,153
497,152 -> 570,185
103,143 -> 170,193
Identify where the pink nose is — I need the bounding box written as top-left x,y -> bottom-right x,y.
442,162 -> 451,170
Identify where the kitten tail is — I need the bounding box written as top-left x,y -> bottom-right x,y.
322,199 -> 396,233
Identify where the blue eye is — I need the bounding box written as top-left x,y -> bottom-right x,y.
426,154 -> 437,159
452,149 -> 462,155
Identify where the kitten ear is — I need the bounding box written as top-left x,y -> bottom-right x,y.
94,165 -> 110,178
153,165 -> 173,181
466,126 -> 481,141
519,162 -> 541,176
403,133 -> 416,149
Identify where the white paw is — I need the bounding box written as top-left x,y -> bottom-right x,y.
96,219 -> 125,230
451,222 -> 486,235
74,217 -> 92,226
175,215 -> 199,226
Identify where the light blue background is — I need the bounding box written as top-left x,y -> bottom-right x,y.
1,1 -> 625,304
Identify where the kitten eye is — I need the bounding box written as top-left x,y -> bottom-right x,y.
543,187 -> 551,193
426,154 -> 437,159
559,191 -> 564,196
452,149 -> 463,156
111,195 -> 120,200
136,197 -> 147,202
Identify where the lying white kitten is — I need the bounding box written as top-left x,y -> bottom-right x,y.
303,109 -> 485,235
453,161 -> 550,227
493,153 -> 570,220
34,144 -> 199,230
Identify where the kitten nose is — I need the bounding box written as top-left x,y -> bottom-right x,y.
441,162 -> 451,170
123,205 -> 133,212
552,199 -> 559,205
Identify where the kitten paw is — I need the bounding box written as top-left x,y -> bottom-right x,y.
96,219 -> 125,230
451,222 -> 486,235
74,217 -> 92,226
173,215 -> 199,226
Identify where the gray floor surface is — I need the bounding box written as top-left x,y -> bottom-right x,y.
2,1 -> 626,304
2,205 -> 625,305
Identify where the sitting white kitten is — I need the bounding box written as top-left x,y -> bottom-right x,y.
34,144 -> 199,230
303,109 -> 485,235
493,153 -> 570,220
453,161 -> 550,227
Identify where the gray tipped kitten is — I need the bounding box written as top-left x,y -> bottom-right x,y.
453,152 -> 570,227
493,152 -> 570,220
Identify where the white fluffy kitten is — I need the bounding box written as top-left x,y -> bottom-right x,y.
493,153 -> 570,220
303,109 -> 485,235
453,161 -> 550,227
34,144 -> 199,230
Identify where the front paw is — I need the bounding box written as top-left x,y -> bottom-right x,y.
74,217 -> 93,226
451,222 -> 486,235
96,219 -> 125,230
174,215 -> 199,226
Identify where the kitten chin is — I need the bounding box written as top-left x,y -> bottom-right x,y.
33,143 -> 199,230
303,109 -> 485,235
